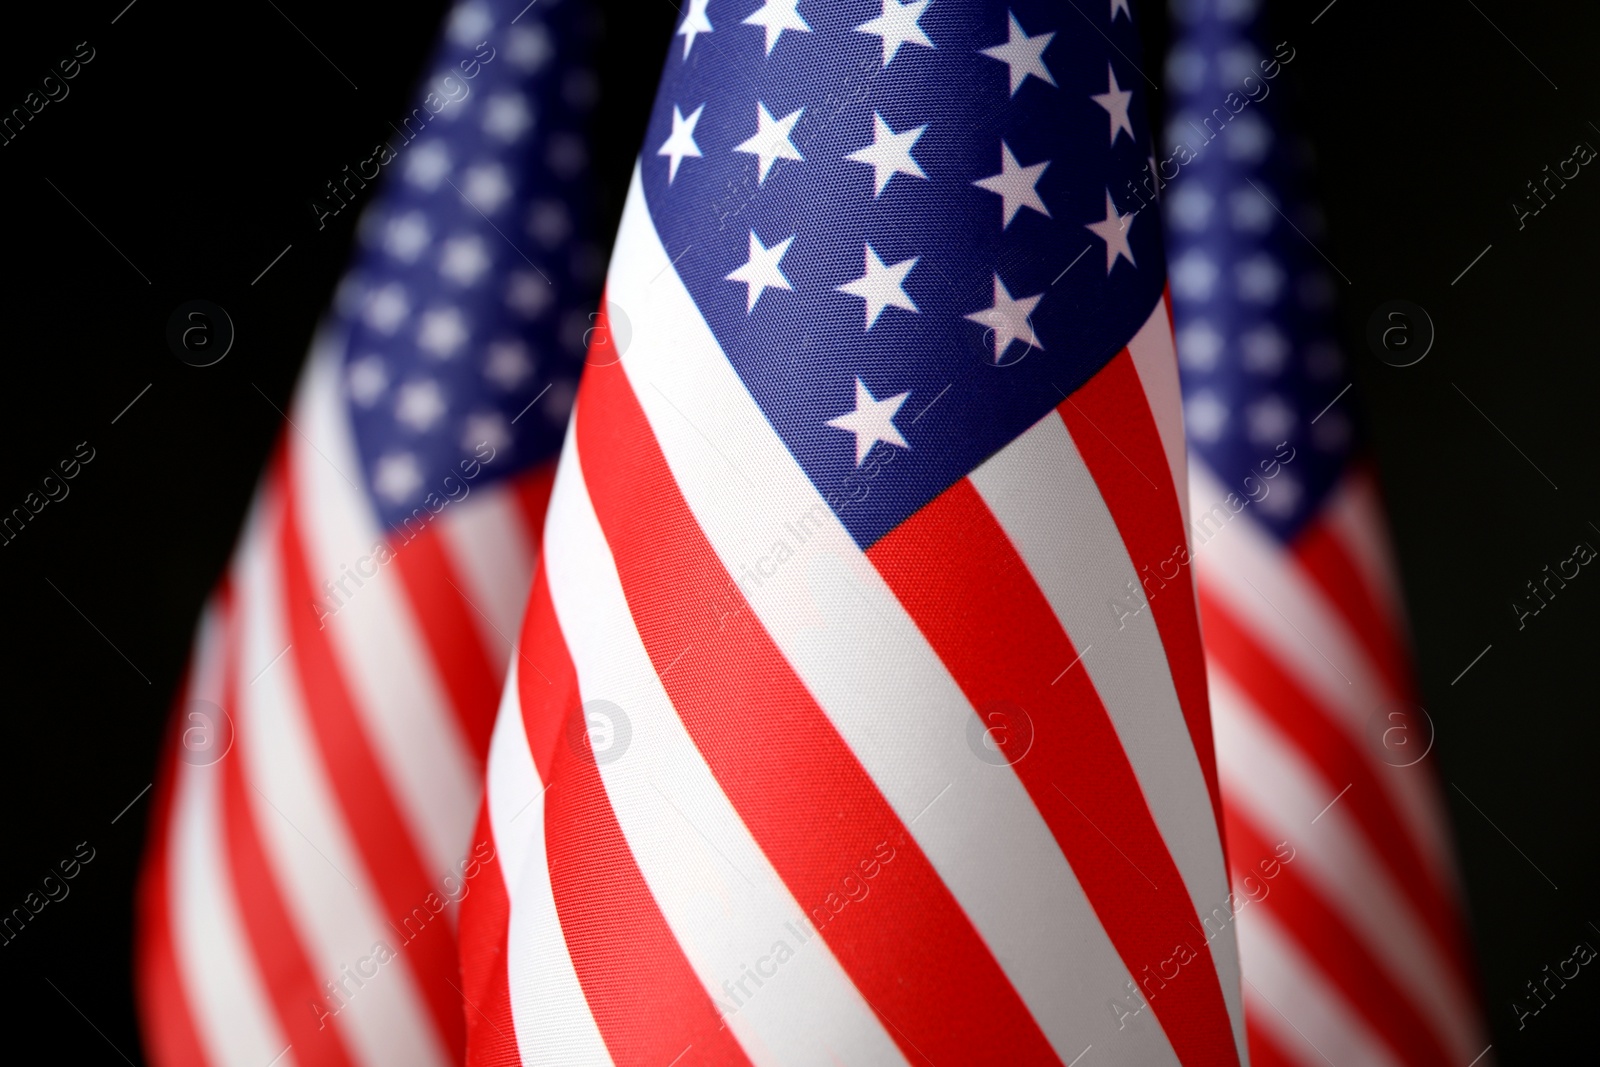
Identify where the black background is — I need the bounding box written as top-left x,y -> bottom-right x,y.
0,1 -> 1592,1063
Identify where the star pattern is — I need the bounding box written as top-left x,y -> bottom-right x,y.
827,378 -> 911,464
980,13 -> 1056,96
734,102 -> 805,184
658,103 -> 705,184
1091,64 -> 1135,145
845,113 -> 929,196
973,141 -> 1050,227
964,274 -> 1044,362
334,0 -> 597,530
1165,0 -> 1358,539
725,230 -> 796,312
639,1 -> 1162,547
855,0 -> 935,68
743,0 -> 811,56
677,0 -> 713,58
836,245 -> 919,330
1085,190 -> 1137,272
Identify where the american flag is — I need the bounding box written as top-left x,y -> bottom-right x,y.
462,2 -> 1247,1063
1161,2 -> 1489,1065
134,2 -> 602,1064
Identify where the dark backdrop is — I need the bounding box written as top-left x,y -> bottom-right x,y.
0,1 -> 1592,1063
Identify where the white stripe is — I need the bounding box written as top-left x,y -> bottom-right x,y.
1125,294 -> 1190,530
166,605 -> 293,1067
1236,906 -> 1406,1067
436,485 -> 539,676
236,490 -> 452,1067
1323,467 -> 1409,631
605,165 -> 1183,1066
291,334 -> 480,883
970,411 -> 1246,1061
542,425 -> 910,1067
1209,670 -> 1480,1063
486,658 -> 616,1067
1188,458 -> 1456,885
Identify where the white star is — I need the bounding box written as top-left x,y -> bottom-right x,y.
463,412 -> 513,455
972,141 -> 1050,228
734,102 -> 804,184
505,25 -> 552,73
417,307 -> 469,358
658,104 -> 705,184
364,284 -> 410,334
1091,65 -> 1135,145
1256,470 -> 1300,518
461,163 -> 513,213
725,230 -> 795,312
384,212 -> 431,262
1246,395 -> 1295,445
448,2 -> 493,45
836,245 -> 919,330
1240,324 -> 1289,373
964,274 -> 1043,362
527,200 -> 571,248
1176,321 -> 1222,371
405,141 -> 451,190
1225,113 -> 1271,163
827,378 -> 911,465
439,235 -> 491,286
846,113 -> 928,196
1085,190 -> 1137,272
743,0 -> 811,56
1236,254 -> 1285,303
373,452 -> 423,503
484,340 -> 535,390
1111,0 -> 1132,21
1229,187 -> 1274,232
855,0 -> 934,67
1169,185 -> 1214,232
346,355 -> 388,407
1184,391 -> 1228,443
395,379 -> 448,432
483,94 -> 534,142
980,12 -> 1056,96
677,0 -> 713,58
506,271 -> 554,318
1171,250 -> 1218,299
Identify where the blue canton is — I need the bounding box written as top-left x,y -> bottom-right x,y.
334,0 -> 603,530
1163,0 -> 1356,542
643,0 -> 1165,549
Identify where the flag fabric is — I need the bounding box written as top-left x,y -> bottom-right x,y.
462,2 -> 1248,1064
135,2 -> 605,1064
1160,2 -> 1488,1065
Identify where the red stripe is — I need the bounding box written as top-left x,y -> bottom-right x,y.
515,567 -> 569,785
520,557 -> 752,1067
1242,1016 -> 1303,1067
135,608 -> 221,1067
389,524 -> 502,764
510,462 -> 557,547
870,476 -> 1240,1067
1057,350 -> 1224,841
278,463 -> 466,1060
573,349 -> 1062,1065
1292,508 -> 1411,702
459,802 -> 519,1067
1224,810 -> 1455,1066
1198,590 -> 1471,978
223,663 -> 361,1066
